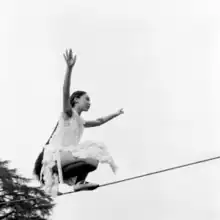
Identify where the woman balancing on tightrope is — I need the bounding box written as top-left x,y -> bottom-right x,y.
34,49 -> 123,196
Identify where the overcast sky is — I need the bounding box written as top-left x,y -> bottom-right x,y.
1,0 -> 220,219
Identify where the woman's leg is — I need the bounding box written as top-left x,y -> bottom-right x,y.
75,158 -> 99,183
60,151 -> 99,182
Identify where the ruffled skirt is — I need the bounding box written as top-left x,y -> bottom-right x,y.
40,140 -> 118,197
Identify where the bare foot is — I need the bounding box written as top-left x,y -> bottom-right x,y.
74,181 -> 99,192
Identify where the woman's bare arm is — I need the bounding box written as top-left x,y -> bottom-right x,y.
84,109 -> 124,128
63,49 -> 77,118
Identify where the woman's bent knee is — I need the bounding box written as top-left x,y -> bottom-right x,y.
84,158 -> 99,171
60,151 -> 76,167
59,152 -> 98,172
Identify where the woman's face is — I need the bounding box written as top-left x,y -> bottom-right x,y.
77,93 -> 91,111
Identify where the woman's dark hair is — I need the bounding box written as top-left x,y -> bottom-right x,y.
33,90 -> 86,183
70,90 -> 86,107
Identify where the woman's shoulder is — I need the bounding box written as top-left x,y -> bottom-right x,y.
61,108 -> 79,120
61,109 -> 85,125
62,109 -> 73,120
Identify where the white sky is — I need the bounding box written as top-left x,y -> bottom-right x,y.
1,0 -> 220,219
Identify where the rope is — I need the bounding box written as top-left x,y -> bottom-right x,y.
1,155 -> 220,204
59,155 -> 220,195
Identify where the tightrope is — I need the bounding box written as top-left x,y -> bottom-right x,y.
1,155 -> 220,204
60,155 -> 220,195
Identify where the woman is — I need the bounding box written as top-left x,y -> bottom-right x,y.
34,49 -> 124,196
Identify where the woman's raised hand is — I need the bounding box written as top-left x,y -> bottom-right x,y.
63,49 -> 77,68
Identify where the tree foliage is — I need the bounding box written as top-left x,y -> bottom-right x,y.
0,159 -> 54,220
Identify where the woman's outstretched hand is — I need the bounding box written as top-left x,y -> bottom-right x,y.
116,108 -> 124,116
63,49 -> 77,68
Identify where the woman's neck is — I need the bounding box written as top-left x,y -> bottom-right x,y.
73,106 -> 82,115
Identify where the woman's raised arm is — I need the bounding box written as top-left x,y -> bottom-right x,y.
63,49 -> 77,118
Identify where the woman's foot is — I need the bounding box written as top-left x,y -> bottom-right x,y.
74,181 -> 99,192
58,183 -> 74,194
64,176 -> 77,186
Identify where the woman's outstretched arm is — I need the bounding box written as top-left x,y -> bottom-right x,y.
84,109 -> 124,128
63,49 -> 77,118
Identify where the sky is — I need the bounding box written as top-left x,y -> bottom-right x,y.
1,0 -> 220,219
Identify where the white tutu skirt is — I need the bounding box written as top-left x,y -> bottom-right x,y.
40,140 -> 118,197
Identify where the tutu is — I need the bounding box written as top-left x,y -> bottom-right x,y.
40,110 -> 117,196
